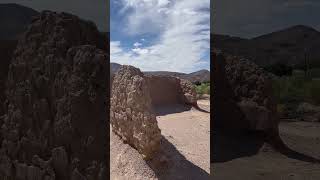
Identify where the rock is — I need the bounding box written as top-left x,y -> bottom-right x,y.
238,100 -> 272,130
0,40 -> 17,117
179,78 -> 197,106
111,65 -> 161,159
213,51 -> 279,136
71,168 -> 87,180
14,161 -> 28,180
297,102 -> 320,122
0,11 -> 108,179
27,165 -> 44,180
0,154 -> 12,177
51,147 -> 68,179
297,102 -> 320,114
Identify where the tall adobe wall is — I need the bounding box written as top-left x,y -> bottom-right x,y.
146,75 -> 182,107
146,75 -> 197,107
0,11 -> 108,179
110,66 -> 162,160
213,50 -> 279,138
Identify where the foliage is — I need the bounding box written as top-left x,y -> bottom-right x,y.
195,82 -> 210,95
272,73 -> 320,106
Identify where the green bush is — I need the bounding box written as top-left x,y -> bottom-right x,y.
272,73 -> 320,105
195,82 -> 210,95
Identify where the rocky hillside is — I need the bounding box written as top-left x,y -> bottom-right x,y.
111,63 -> 210,84
146,70 -> 210,84
0,3 -> 39,40
213,25 -> 320,67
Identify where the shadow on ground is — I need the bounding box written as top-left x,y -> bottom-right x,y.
212,130 -> 265,163
277,142 -> 320,163
154,104 -> 192,116
147,136 -> 210,180
212,129 -> 320,164
155,104 -> 210,116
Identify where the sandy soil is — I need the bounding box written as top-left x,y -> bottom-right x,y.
212,121 -> 320,180
110,100 -> 210,180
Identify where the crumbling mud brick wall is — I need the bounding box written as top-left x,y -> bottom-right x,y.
110,65 -> 162,160
146,75 -> 197,107
213,51 -> 279,138
0,11 -> 108,179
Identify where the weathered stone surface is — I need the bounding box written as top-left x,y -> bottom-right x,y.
111,65 -> 161,159
179,78 -> 197,106
0,40 -> 17,117
0,11 -> 108,179
51,147 -> 68,179
71,168 -> 87,180
213,51 -> 279,136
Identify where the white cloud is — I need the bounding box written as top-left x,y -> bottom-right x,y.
111,0 -> 210,73
133,42 -> 142,47
132,47 -> 150,55
110,41 -> 123,54
119,0 -> 172,35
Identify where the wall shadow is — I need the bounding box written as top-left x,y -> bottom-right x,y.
273,137 -> 320,163
212,130 -> 265,163
147,137 -> 210,180
212,128 -> 320,164
154,104 -> 192,116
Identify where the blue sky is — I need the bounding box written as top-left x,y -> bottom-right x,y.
110,0 -> 210,73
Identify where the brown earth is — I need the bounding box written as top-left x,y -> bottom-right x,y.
110,100 -> 210,180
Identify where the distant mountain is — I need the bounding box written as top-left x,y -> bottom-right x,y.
213,25 -> 320,67
145,70 -> 210,83
0,3 -> 39,40
110,63 -> 210,83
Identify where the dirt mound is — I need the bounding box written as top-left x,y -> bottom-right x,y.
0,11 -> 108,179
213,51 -> 279,137
111,65 -> 162,160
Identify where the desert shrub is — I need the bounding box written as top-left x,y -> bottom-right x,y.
272,73 -> 320,105
195,82 -> 210,95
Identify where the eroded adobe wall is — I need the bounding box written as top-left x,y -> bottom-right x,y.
213,50 -> 279,136
146,75 -> 197,107
110,65 -> 161,160
0,11 -> 108,179
0,40 -> 17,116
146,75 -> 183,107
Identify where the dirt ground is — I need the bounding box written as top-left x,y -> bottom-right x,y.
212,121 -> 320,180
110,100 -> 210,180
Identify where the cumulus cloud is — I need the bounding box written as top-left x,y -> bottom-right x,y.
133,42 -> 142,47
111,0 -> 210,73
